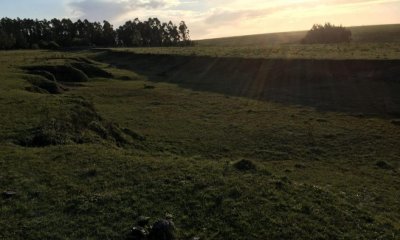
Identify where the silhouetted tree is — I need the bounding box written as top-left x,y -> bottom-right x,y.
179,21 -> 191,45
0,17 -> 192,49
0,29 -> 16,49
302,23 -> 352,44
102,21 -> 116,46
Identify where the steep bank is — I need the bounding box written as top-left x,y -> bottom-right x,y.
96,51 -> 400,116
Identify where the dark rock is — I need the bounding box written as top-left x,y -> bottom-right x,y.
137,216 -> 150,227
126,216 -> 151,240
233,159 -> 257,171
127,226 -> 149,240
2,191 -> 17,199
149,217 -> 176,240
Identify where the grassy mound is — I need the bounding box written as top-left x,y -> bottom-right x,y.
70,62 -> 113,78
29,70 -> 56,81
25,75 -> 64,94
15,97 -> 142,147
26,65 -> 89,82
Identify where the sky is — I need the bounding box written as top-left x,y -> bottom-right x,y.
0,0 -> 399,39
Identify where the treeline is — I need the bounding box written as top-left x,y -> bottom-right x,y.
302,23 -> 352,44
0,17 -> 192,50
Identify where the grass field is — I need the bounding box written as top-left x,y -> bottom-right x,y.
109,42 -> 400,60
196,24 -> 400,46
1,47 -> 400,240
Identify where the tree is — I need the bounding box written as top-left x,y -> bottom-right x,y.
102,21 -> 116,46
179,21 -> 191,45
0,29 -> 16,49
0,17 -> 192,49
302,23 -> 352,44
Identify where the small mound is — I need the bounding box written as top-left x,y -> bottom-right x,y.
376,161 -> 393,170
25,75 -> 63,94
233,159 -> 257,171
29,70 -> 56,81
15,97 -> 141,147
17,123 -> 70,147
70,62 -> 113,78
26,65 -> 89,82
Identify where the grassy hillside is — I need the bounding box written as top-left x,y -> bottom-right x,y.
196,24 -> 400,46
110,43 -> 400,60
1,49 -> 400,239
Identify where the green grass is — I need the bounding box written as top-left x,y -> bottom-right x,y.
106,24 -> 400,60
196,24 -> 400,46
109,43 -> 400,60
1,49 -> 400,239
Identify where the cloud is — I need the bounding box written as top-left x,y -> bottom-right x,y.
204,3 -> 306,25
69,0 -> 171,21
65,0 -> 400,39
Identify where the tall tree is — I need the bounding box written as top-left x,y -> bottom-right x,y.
179,21 -> 190,45
0,17 -> 192,49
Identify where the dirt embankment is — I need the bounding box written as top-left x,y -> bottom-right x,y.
98,51 -> 400,116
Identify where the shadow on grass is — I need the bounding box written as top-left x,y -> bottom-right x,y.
94,50 -> 400,117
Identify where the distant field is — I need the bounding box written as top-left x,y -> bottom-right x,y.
106,24 -> 400,60
109,42 -> 400,60
196,24 -> 400,46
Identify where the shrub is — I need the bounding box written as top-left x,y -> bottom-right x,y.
47,41 -> 60,50
302,23 -> 352,44
31,43 -> 40,49
38,40 -> 49,49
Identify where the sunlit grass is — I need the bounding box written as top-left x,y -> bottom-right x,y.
108,43 -> 400,60
1,49 -> 399,239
